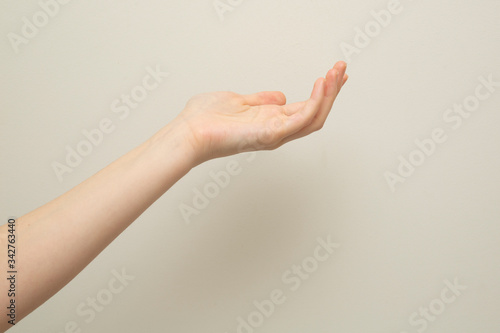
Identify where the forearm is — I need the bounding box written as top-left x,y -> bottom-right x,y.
0,120 -> 195,329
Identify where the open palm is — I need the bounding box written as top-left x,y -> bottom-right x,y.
175,61 -> 348,164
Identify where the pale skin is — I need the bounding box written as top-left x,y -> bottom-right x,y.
0,61 -> 347,332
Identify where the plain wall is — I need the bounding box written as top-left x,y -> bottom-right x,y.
1,0 -> 500,332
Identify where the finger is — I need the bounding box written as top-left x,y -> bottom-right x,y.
315,62 -> 346,122
283,61 -> 346,117
283,77 -> 325,135
242,91 -> 286,106
258,62 -> 347,150
319,67 -> 341,113
285,62 -> 345,138
342,73 -> 349,86
272,66 -> 348,149
328,61 -> 346,95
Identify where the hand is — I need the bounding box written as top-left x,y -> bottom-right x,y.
174,61 -> 348,165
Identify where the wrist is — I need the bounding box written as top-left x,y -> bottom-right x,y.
148,117 -> 201,170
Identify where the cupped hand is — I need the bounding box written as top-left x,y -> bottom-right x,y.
175,61 -> 348,165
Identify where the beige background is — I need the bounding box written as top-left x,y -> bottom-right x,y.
1,0 -> 500,332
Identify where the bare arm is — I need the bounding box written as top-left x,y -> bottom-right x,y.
0,62 -> 347,331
